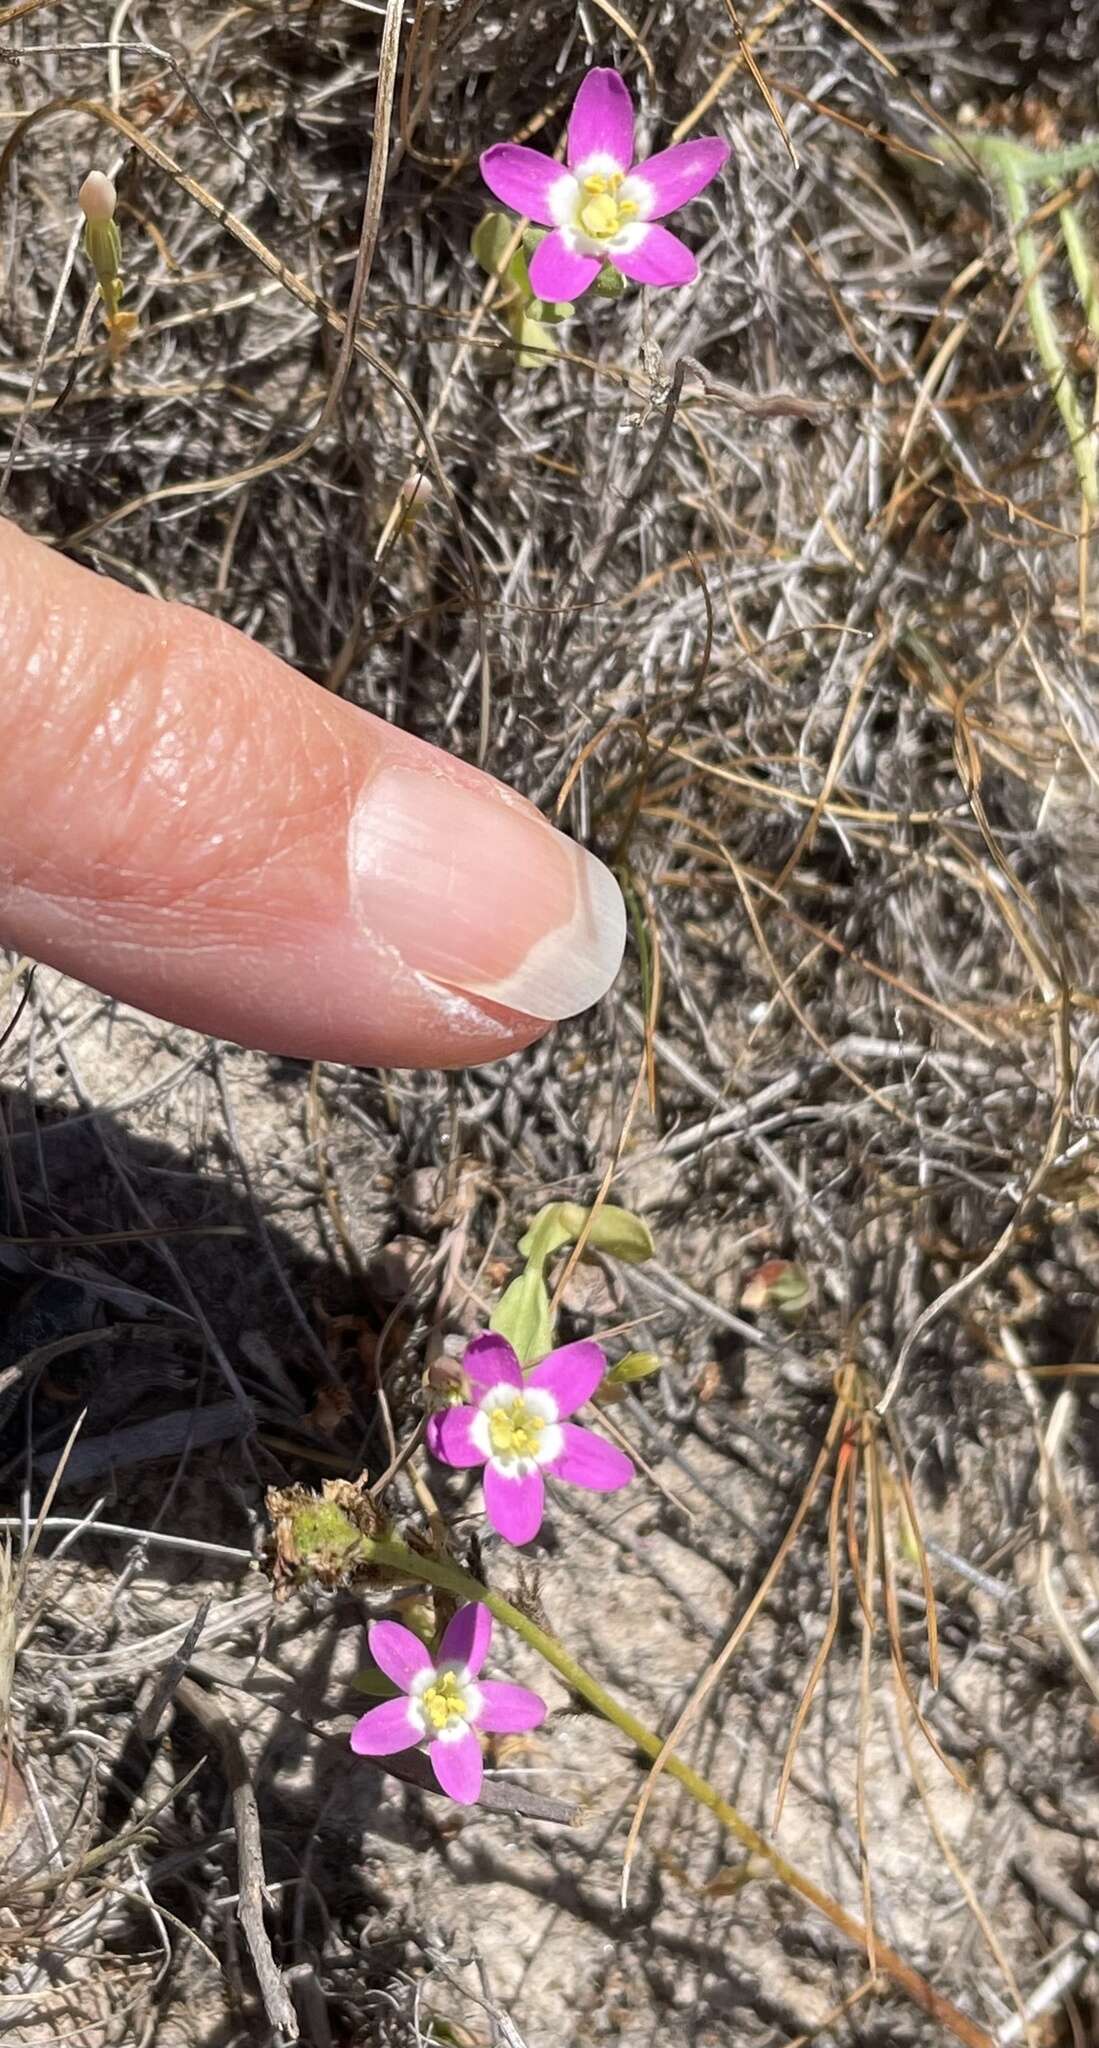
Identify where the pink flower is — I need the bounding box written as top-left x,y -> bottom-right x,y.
426,1333 -> 634,1545
350,1602 -> 545,1805
480,68 -> 729,302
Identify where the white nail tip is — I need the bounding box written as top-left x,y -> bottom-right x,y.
456,841 -> 627,1020
350,766 -> 627,1023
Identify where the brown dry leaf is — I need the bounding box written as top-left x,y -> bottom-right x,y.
694,1360 -> 723,1404
740,1258 -> 810,1318
303,1386 -> 353,1436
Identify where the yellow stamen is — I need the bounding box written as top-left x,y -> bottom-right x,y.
579,192 -> 623,239
420,1670 -> 469,1732
488,1397 -> 546,1460
576,168 -> 636,242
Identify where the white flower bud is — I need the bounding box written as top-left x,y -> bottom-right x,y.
399,474 -> 433,514
78,171 -> 117,223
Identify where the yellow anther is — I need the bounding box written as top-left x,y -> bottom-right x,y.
488,1397 -> 546,1460
576,167 -> 636,241
421,1670 -> 469,1731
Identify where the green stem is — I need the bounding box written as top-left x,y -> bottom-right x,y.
352,1531 -> 994,2048
936,129 -> 1099,510
943,133 -> 1099,183
997,157 -> 1098,510
1058,199 -> 1099,357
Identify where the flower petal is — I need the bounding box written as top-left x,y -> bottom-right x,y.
349,1698 -> 419,1756
484,1462 -> 545,1544
612,224 -> 698,288
480,144 -> 575,227
527,1339 -> 606,1417
463,1333 -> 523,1397
528,231 -> 601,304
628,138 -> 729,219
426,1404 -> 484,1468
429,1728 -> 484,1804
547,1421 -> 635,1492
568,68 -> 634,174
476,1679 -> 547,1734
368,1620 -> 433,1693
438,1601 -> 493,1678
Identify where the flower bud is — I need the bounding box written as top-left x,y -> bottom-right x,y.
78,171 -> 117,223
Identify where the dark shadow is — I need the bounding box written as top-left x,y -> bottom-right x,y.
0,1068 -> 466,2042
0,1075 -> 402,1538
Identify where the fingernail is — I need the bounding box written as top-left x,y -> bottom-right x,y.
350,765 -> 626,1021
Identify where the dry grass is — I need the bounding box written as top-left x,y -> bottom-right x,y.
4,0 -> 1099,2042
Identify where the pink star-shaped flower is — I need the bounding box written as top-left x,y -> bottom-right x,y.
480,68 -> 729,300
427,1332 -> 634,1545
350,1602 -> 546,1805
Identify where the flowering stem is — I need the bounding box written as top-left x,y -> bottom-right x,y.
938,132 -> 1099,513
997,157 -> 1098,512
352,1530 -> 994,2048
946,132 -> 1099,184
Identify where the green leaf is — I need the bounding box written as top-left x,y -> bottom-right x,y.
529,295 -> 574,325
472,211 -> 533,304
518,1201 -> 654,1271
517,1201 -> 586,1271
472,210 -> 545,307
606,1350 -> 661,1385
471,210 -> 517,275
740,1259 -> 810,1322
510,309 -> 560,368
585,1206 -> 654,1264
594,264 -> 626,299
490,1264 -> 553,1364
471,216 -> 572,371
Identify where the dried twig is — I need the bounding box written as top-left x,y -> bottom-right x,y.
174,1676 -> 296,2039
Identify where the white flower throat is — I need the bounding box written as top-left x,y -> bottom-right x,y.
472,1383 -> 564,1477
549,154 -> 652,261
408,1661 -> 482,1744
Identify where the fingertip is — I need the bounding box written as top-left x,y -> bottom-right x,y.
0,519 -> 625,1068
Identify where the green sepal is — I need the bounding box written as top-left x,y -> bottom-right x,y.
594,264 -> 626,299
84,216 -> 122,289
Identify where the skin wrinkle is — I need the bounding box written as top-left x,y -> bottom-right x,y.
15,594 -> 348,915
1,571 -> 166,893
0,517 -> 616,1065
148,607 -> 364,914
